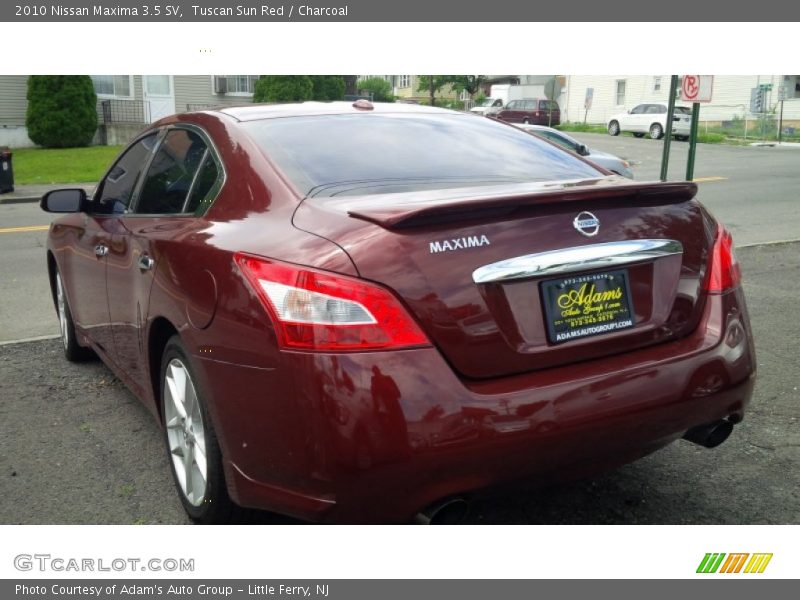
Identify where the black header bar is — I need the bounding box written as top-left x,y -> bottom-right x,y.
3,0 -> 799,22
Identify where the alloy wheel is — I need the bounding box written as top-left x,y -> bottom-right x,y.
650,123 -> 664,139
164,358 -> 208,507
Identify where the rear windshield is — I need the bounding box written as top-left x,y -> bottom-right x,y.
242,113 -> 604,197
674,106 -> 692,114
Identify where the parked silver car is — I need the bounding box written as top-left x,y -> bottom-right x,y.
516,123 -> 634,179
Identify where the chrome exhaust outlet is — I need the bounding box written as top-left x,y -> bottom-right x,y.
682,419 -> 734,449
414,498 -> 469,525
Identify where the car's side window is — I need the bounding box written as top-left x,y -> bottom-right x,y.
91,134 -> 158,215
184,153 -> 221,214
540,131 -> 573,152
630,105 -> 645,115
646,105 -> 662,114
136,129 -> 208,215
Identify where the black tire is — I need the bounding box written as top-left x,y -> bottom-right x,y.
676,135 -> 689,141
632,132 -> 645,138
160,335 -> 239,524
522,117 -> 530,124
649,123 -> 664,139
608,120 -> 620,136
54,270 -> 94,362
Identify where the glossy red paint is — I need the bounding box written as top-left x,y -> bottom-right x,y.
44,103 -> 755,523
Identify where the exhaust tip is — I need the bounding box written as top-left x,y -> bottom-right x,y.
414,498 -> 469,525
683,419 -> 734,449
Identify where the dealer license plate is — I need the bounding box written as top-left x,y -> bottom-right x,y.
540,269 -> 635,344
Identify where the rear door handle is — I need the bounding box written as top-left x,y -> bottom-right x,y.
137,255 -> 155,271
94,244 -> 108,257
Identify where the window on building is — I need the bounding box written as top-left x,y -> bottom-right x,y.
215,75 -> 259,95
615,80 -> 626,105
653,77 -> 662,92
91,75 -> 132,98
399,75 -> 411,88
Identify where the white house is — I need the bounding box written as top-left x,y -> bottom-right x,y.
561,75 -> 800,126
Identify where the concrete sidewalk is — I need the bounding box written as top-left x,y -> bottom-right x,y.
0,183 -> 96,204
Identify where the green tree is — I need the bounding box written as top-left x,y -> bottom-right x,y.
26,76 -> 97,148
447,75 -> 487,100
416,75 -> 457,107
357,77 -> 394,102
253,76 -> 314,102
311,76 -> 345,101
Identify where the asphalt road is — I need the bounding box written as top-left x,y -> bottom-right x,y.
0,241 -> 798,524
572,132 -> 800,247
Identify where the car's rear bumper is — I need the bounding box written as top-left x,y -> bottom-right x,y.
199,288 -> 755,523
672,121 -> 691,135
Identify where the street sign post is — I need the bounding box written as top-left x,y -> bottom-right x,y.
584,87 -> 593,124
680,76 -> 713,181
660,76 -> 680,182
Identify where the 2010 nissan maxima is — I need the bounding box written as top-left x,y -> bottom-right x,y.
41,101 -> 755,524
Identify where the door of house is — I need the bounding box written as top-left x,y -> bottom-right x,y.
143,76 -> 176,123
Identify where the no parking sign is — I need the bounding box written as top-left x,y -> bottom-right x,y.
680,75 -> 714,103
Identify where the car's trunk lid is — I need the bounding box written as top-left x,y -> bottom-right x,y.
293,178 -> 713,379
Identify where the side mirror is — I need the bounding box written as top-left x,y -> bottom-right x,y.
577,144 -> 590,156
41,189 -> 87,213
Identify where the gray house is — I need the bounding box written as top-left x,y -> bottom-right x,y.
0,75 -> 259,148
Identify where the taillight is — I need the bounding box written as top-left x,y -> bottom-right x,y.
235,253 -> 431,351
705,224 -> 741,293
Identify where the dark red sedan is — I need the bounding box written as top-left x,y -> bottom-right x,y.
41,101 -> 755,524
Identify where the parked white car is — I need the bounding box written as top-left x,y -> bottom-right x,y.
470,97 -> 504,116
607,102 -> 692,140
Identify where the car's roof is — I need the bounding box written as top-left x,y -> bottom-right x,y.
636,101 -> 691,107
214,101 -> 462,122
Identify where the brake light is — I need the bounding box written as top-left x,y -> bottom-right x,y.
235,253 -> 431,351
705,224 -> 741,293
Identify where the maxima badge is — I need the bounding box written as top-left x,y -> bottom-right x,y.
573,211 -> 600,237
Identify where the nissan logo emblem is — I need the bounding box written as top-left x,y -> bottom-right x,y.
573,211 -> 600,237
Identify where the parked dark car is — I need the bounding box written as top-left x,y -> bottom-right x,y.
495,98 -> 561,125
41,101 -> 754,524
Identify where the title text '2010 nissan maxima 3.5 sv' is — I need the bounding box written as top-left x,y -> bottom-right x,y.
41,101 -> 755,524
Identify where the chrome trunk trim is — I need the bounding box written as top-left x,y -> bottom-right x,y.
472,239 -> 683,283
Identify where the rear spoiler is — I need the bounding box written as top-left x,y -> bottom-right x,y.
344,179 -> 698,229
